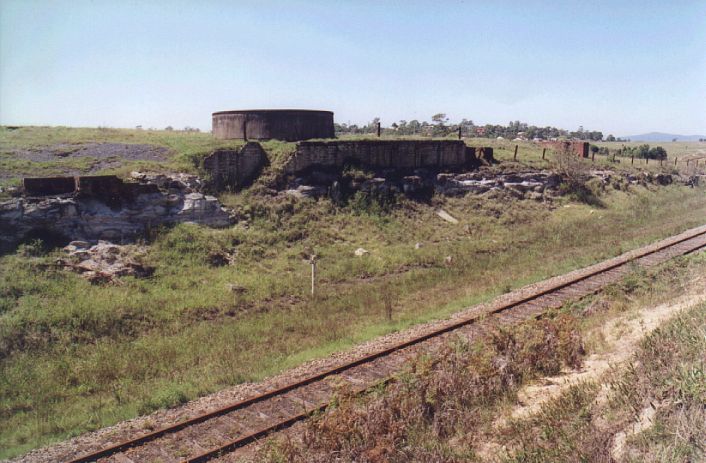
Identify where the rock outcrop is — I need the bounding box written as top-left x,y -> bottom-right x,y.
57,241 -> 154,283
0,174 -> 233,251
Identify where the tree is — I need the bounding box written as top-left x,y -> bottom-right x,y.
407,120 -> 421,135
606,134 -> 616,142
648,146 -> 667,160
432,113 -> 448,124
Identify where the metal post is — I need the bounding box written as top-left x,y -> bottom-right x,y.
675,157 -> 678,166
542,148 -> 546,160
592,151 -> 595,162
631,155 -> 634,165
646,156 -> 648,165
376,122 -> 381,138
458,127 -> 462,140
514,144 -> 518,161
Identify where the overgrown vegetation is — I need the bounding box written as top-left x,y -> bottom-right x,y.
501,301 -> 705,463
253,253 -> 706,463
1,127 -> 705,459
255,315 -> 584,462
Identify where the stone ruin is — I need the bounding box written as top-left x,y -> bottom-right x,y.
282,140 -> 494,175
543,140 -> 590,158
0,174 -> 232,252
202,142 -> 268,190
200,139 -> 496,194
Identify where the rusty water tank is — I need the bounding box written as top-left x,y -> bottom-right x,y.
212,109 -> 335,141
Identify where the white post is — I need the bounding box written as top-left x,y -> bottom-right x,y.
310,256 -> 317,296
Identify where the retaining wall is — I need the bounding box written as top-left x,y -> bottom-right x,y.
283,140 -> 492,175
202,142 -> 268,190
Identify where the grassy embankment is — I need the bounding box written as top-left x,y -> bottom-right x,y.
497,255 -> 706,463
465,138 -> 706,176
0,126 -> 298,192
0,127 -> 705,458
255,252 -> 706,462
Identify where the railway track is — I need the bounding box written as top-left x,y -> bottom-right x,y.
63,225 -> 706,463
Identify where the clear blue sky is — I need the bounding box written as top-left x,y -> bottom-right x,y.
1,0 -> 704,136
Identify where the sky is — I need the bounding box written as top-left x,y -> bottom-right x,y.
1,0 -> 705,136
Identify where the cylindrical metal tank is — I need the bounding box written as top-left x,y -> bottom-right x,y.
212,109 -> 335,141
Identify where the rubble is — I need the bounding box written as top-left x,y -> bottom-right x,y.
283,167 -> 691,203
58,241 -> 154,283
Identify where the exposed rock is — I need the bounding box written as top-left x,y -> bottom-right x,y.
0,174 -> 233,251
130,172 -> 203,192
284,185 -> 326,199
58,241 -> 154,283
436,209 -> 459,224
354,247 -> 370,257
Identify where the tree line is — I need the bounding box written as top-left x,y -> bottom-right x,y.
335,114 -> 615,141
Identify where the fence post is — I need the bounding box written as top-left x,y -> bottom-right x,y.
613,153 -> 616,162
646,156 -> 648,165
660,158 -> 663,166
675,157 -> 678,166
631,155 -> 634,165
458,127 -> 462,140
310,256 -> 317,296
376,122 -> 381,138
542,148 -> 546,160
513,144 -> 518,161
591,151 -> 595,162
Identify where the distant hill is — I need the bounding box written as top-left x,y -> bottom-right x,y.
621,132 -> 705,142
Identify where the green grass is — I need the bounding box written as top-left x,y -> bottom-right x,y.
0,126 -> 241,180
1,180 -> 705,458
253,251 -> 706,463
1,126 -> 706,458
466,138 -> 706,176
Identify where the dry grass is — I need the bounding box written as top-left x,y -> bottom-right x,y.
252,253 -> 706,463
253,315 -> 584,462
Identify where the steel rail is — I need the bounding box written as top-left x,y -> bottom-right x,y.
66,225 -> 706,463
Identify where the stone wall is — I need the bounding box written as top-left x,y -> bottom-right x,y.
283,140 -> 493,175
202,142 -> 268,190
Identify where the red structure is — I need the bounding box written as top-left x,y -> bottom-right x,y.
543,140 -> 590,158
